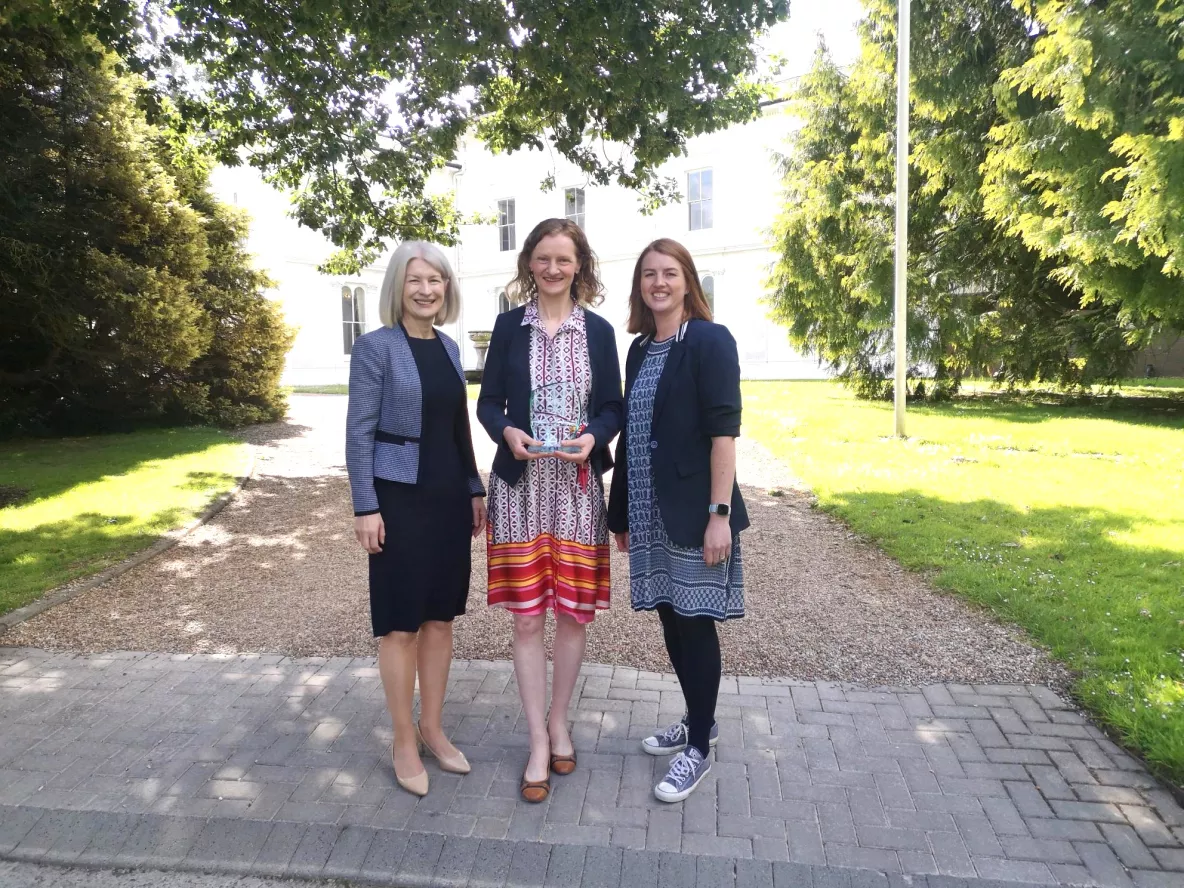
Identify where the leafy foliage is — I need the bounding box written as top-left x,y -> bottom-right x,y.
983,0 -> 1184,333
768,1 -> 1148,397
0,14 -> 291,435
54,0 -> 789,272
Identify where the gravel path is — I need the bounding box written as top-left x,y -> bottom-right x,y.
3,395 -> 1067,689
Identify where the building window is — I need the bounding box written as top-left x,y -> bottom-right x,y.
688,169 -> 713,230
497,198 -> 516,251
342,285 -> 365,354
700,275 -> 715,316
564,187 -> 585,228
497,288 -> 511,314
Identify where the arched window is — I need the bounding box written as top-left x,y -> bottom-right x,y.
700,275 -> 715,316
497,289 -> 511,314
342,285 -> 365,354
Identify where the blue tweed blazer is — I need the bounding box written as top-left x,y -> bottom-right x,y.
346,324 -> 485,515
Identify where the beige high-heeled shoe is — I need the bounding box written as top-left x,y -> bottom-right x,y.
391,745 -> 429,797
416,725 -> 471,775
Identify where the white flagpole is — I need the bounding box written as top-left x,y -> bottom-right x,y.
893,0 -> 911,437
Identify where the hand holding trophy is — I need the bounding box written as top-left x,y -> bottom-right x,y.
526,382 -> 586,455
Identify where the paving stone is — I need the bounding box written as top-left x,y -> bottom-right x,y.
285,822 -> 340,878
545,843 -> 587,886
580,845 -> 624,888
251,820 -> 308,876
658,848 -> 698,888
1151,847 -> 1184,871
928,830 -> 975,877
322,823 -> 377,878
971,855 -> 1056,883
398,831 -> 447,884
432,835 -> 481,888
1099,823 -> 1159,870
1050,800 -> 1128,823
509,839 -> 553,887
116,813 -> 203,866
185,817 -> 274,871
0,807 -> 44,854
824,842 -> 901,873
621,848 -> 661,888
1120,805 -> 1179,847
696,852 -> 738,887
647,808 -> 683,852
773,861 -> 818,888
73,811 -> 142,867
998,835 -> 1081,864
468,837 -> 515,888
1074,841 -> 1136,888
737,857 -> 775,888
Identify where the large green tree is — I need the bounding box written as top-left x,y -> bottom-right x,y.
0,15 -> 291,434
21,0 -> 790,272
983,0 -> 1184,334
768,0 -> 1137,396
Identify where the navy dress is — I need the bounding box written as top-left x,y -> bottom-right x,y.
369,334 -> 474,635
626,337 -> 744,621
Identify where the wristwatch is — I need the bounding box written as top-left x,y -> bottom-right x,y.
707,503 -> 730,516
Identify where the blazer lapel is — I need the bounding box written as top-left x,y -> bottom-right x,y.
651,338 -> 686,425
442,335 -> 464,381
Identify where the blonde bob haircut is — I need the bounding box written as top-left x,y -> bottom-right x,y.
378,241 -> 461,328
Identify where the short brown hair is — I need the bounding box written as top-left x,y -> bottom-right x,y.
626,238 -> 713,335
507,218 -> 604,307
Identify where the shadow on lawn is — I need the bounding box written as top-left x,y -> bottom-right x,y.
0,506 -> 190,615
928,391 -> 1184,429
0,428 -> 240,507
826,488 -> 1184,777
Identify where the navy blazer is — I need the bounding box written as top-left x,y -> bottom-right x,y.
346,324 -> 485,515
607,319 -> 749,548
477,304 -> 623,486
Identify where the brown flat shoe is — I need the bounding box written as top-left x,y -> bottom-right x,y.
550,751 -> 577,776
520,773 -> 551,803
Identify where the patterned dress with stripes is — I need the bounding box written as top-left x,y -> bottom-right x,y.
627,337 -> 744,620
486,300 -> 611,622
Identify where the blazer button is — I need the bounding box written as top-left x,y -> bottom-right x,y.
650,440 -> 658,450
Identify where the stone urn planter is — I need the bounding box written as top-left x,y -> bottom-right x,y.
468,330 -> 493,371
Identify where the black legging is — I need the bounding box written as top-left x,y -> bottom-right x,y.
656,604 -> 721,758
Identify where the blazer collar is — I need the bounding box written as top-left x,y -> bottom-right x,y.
650,321 -> 690,425
638,319 -> 689,348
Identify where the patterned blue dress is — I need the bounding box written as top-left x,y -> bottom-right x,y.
627,337 -> 745,620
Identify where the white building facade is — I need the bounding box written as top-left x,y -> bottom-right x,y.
212,98 -> 827,386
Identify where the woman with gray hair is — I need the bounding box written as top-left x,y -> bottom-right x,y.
346,241 -> 487,797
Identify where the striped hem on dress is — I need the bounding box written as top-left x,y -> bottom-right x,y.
487,533 -> 610,623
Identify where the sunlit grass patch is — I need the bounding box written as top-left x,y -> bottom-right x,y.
744,380 -> 1184,784
0,428 -> 250,615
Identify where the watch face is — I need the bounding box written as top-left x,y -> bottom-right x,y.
711,503 -> 730,516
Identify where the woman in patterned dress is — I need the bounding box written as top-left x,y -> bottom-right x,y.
477,218 -> 623,802
607,238 -> 749,803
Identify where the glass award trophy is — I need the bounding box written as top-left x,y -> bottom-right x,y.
527,381 -> 585,454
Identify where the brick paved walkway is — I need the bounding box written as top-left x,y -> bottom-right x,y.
1,648 -> 1181,887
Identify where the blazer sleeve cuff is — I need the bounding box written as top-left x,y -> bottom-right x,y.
468,476 -> 487,497
353,507 -> 381,517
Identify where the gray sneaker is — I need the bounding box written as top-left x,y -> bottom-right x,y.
641,717 -> 719,756
654,747 -> 711,802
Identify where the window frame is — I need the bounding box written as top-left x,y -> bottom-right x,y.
700,274 -> 715,315
687,168 -> 713,231
563,186 -> 586,229
497,198 -> 516,252
341,284 -> 366,355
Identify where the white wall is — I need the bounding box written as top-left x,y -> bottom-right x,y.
448,102 -> 828,379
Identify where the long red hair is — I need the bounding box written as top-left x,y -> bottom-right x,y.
626,238 -> 713,335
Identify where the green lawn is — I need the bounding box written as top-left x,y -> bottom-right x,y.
0,429 -> 250,616
289,384 -> 484,399
743,380 -> 1184,784
287,384 -> 349,395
